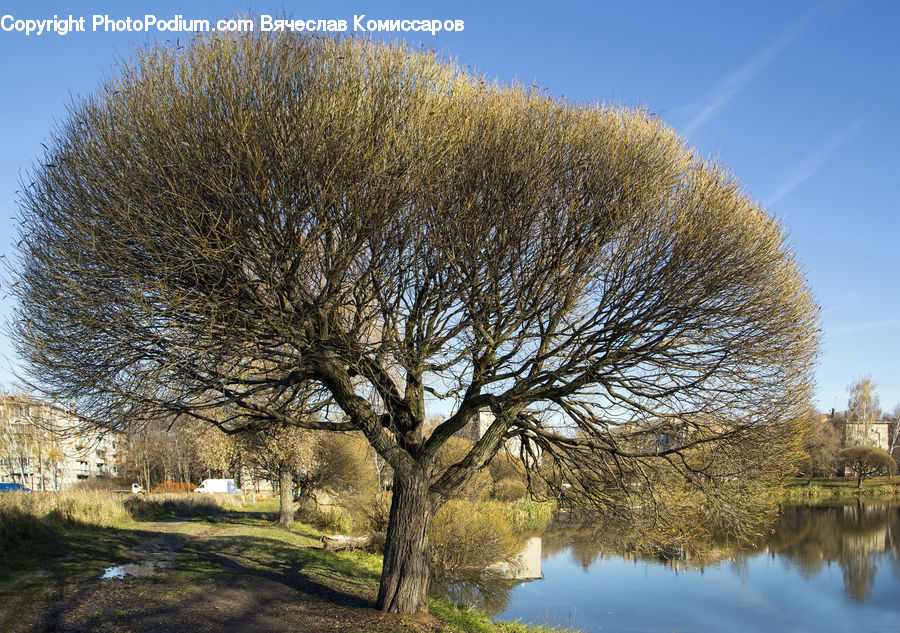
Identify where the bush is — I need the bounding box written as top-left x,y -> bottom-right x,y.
839,446 -> 897,487
432,437 -> 492,501
308,433 -> 382,533
313,433 -> 379,497
429,499 -> 519,576
493,477 -> 528,501
151,481 -> 195,494
72,476 -> 130,491
488,452 -> 525,484
296,496 -> 354,535
367,492 -> 392,533
784,483 -> 829,501
858,483 -> 900,497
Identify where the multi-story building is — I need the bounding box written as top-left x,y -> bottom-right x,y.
821,409 -> 896,454
461,408 -> 543,464
842,420 -> 892,453
0,394 -> 124,490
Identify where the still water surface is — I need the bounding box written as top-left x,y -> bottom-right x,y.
436,502 -> 900,633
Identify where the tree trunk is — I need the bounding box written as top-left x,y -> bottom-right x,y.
38,445 -> 44,491
278,466 -> 294,527
857,473 -> 862,488
376,470 -> 433,613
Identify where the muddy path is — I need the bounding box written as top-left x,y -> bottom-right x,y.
1,517 -> 437,633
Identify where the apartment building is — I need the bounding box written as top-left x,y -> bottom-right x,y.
0,394 -> 124,490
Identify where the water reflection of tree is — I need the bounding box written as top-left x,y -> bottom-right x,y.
891,506 -> 900,577
541,515 -> 766,572
431,575 -> 518,615
769,501 -> 897,601
433,503 -> 899,613
842,550 -> 877,601
435,514 -> 771,616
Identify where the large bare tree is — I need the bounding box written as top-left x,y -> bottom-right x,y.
11,33 -> 818,613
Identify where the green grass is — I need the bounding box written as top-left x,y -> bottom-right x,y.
431,599 -> 577,633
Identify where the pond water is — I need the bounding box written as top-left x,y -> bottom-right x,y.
434,501 -> 900,633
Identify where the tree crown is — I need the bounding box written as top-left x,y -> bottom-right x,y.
13,31 -> 818,518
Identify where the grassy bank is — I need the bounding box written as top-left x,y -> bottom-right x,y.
431,600 -> 574,633
783,476 -> 900,502
0,491 -> 572,633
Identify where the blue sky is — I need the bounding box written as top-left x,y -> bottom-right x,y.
0,1 -> 897,414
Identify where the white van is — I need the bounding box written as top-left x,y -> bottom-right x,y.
194,478 -> 242,494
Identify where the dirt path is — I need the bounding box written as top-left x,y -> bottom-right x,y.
1,517 -> 440,633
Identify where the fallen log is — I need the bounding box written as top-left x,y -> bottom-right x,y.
322,534 -> 371,551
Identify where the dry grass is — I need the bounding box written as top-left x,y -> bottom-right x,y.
0,490 -> 247,552
150,481 -> 196,494
2,490 -> 130,527
784,476 -> 900,501
504,499 -> 554,532
124,492 -> 245,519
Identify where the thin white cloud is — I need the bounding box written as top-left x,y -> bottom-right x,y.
829,319 -> 900,336
766,120 -> 862,207
821,292 -> 860,315
683,5 -> 824,138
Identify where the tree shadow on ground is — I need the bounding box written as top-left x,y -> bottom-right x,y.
0,520 -> 416,633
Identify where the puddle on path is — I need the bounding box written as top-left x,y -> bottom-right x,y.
100,561 -> 167,579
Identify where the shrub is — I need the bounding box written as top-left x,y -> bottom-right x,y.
367,492 -> 392,533
839,446 -> 897,488
433,437 -> 492,501
72,476 -> 130,491
784,483 -> 829,501
493,477 -> 528,501
488,452 -> 525,484
297,501 -> 354,535
312,433 -> 379,497
307,433 -> 382,533
429,499 -> 519,576
151,481 -> 195,494
860,484 -> 900,497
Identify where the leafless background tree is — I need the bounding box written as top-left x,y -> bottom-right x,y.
239,423 -> 315,526
798,409 -> 842,481
845,376 -> 883,449
11,32 -> 819,613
